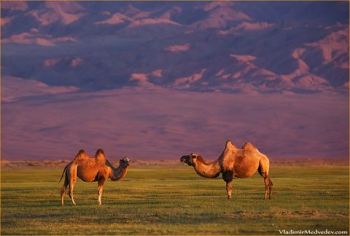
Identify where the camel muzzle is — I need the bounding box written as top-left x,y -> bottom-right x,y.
180,155 -> 192,166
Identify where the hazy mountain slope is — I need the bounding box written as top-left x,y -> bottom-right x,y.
2,84 -> 348,160
1,2 -> 349,160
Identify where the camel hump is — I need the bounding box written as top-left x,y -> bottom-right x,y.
242,142 -> 256,151
225,139 -> 237,150
95,148 -> 106,164
75,149 -> 86,158
72,149 -> 88,164
95,148 -> 105,157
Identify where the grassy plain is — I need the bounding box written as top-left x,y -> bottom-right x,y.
1,163 -> 349,235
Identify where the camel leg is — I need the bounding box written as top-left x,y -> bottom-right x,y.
261,175 -> 273,200
97,178 -> 106,205
258,157 -> 273,200
68,166 -> 77,205
263,177 -> 269,200
222,171 -> 234,200
267,177 -> 273,199
226,181 -> 233,200
69,181 -> 76,205
60,167 -> 70,206
60,186 -> 66,206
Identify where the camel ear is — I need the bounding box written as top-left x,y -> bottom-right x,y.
225,140 -> 236,149
191,153 -> 198,159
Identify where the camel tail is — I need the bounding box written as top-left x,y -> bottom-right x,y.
59,163 -> 70,183
59,150 -> 82,183
58,166 -> 66,183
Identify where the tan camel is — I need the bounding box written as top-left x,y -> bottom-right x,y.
180,140 -> 273,200
59,149 -> 130,206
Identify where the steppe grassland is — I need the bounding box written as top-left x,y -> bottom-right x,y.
1,164 -> 349,235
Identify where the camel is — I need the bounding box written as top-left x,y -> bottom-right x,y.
180,140 -> 273,200
59,149 -> 130,206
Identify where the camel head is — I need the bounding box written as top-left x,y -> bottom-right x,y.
119,157 -> 130,168
180,153 -> 200,166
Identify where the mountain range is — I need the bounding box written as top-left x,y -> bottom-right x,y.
2,1 -> 349,93
1,2 -> 349,160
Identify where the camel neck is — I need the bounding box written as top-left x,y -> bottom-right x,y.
111,166 -> 128,181
193,157 -> 221,178
107,160 -> 128,181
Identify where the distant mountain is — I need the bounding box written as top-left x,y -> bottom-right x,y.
2,2 -> 349,160
1,1 -> 349,93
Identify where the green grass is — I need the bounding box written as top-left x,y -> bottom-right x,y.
1,165 -> 349,235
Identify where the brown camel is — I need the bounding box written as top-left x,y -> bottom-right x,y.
59,149 -> 130,206
180,140 -> 273,200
